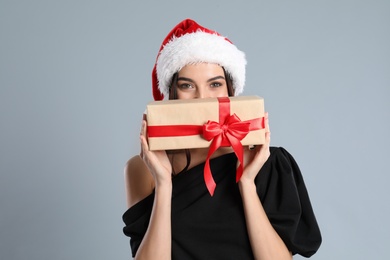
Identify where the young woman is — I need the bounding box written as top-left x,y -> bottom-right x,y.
123,19 -> 322,260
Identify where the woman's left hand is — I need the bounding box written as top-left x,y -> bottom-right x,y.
240,112 -> 271,183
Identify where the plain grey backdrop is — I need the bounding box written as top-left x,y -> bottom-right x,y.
1,0 -> 389,259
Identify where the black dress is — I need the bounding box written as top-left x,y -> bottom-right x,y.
122,147 -> 322,259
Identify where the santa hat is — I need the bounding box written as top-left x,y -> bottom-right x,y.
152,19 -> 247,100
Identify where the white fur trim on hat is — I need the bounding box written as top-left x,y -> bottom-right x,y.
156,31 -> 246,98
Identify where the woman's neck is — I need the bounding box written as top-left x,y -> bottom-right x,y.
169,147 -> 234,175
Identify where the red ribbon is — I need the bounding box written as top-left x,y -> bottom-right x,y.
147,97 -> 264,196
202,97 -> 250,196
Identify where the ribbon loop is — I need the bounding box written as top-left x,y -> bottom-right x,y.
202,114 -> 250,146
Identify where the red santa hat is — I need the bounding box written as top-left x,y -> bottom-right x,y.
152,19 -> 247,100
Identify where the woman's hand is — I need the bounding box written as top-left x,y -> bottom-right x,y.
140,119 -> 172,186
240,112 -> 271,183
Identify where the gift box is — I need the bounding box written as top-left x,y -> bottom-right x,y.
146,96 -> 265,151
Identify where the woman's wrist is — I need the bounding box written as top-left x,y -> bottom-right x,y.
238,177 -> 256,194
155,179 -> 173,192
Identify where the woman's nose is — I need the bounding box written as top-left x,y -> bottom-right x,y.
196,88 -> 210,99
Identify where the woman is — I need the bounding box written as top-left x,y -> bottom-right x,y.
123,19 -> 322,259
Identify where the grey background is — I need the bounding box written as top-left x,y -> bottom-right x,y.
1,0 -> 389,259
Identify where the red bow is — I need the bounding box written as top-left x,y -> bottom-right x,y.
202,99 -> 251,196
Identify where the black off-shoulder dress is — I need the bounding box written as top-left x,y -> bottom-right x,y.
122,147 -> 322,259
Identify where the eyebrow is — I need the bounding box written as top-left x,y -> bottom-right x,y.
177,76 -> 225,83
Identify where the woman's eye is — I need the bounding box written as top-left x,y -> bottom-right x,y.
178,83 -> 193,89
210,82 -> 222,88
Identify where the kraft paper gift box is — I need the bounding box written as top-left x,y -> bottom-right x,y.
146,96 -> 265,151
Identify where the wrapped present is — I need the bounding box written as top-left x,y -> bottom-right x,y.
146,95 -> 265,151
146,96 -> 265,196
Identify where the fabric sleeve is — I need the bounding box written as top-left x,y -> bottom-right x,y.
255,147 -> 322,257
122,193 -> 154,258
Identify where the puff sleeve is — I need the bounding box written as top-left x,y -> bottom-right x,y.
255,147 -> 322,257
122,193 -> 154,258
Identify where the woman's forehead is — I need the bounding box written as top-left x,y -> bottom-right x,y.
178,63 -> 224,77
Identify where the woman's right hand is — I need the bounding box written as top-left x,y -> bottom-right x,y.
140,120 -> 172,186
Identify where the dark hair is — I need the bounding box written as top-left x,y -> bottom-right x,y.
167,67 -> 234,176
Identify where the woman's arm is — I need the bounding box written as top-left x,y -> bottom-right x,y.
239,113 -> 292,260
239,180 -> 292,260
134,181 -> 172,260
124,120 -> 173,260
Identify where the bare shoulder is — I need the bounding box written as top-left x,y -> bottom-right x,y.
124,155 -> 155,208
